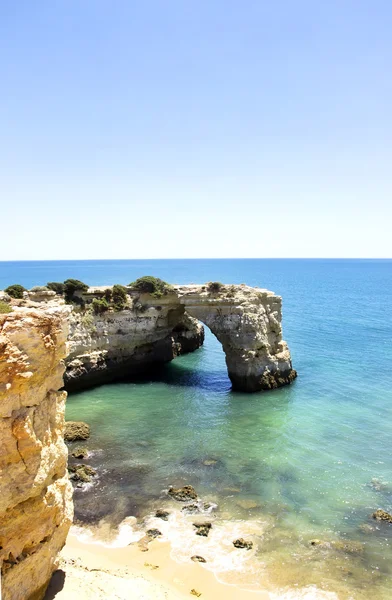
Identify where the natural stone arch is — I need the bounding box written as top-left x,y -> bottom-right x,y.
175,284 -> 297,393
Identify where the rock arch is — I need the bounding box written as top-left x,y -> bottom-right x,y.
176,284 -> 297,393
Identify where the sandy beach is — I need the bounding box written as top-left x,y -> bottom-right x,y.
45,528 -> 271,600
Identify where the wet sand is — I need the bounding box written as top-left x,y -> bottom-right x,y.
46,529 -> 271,600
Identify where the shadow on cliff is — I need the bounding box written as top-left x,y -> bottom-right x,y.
44,570 -> 66,599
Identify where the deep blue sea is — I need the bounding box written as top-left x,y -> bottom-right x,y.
2,259 -> 392,599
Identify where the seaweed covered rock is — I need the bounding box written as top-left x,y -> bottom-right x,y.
168,485 -> 198,502
64,421 -> 90,441
372,509 -> 392,523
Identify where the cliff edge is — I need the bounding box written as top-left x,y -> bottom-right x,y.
0,307 -> 73,600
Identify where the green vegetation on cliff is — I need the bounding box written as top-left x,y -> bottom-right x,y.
129,276 -> 173,298
64,279 -> 89,303
5,284 -> 26,299
47,282 -> 66,295
0,301 -> 12,314
92,298 -> 109,315
112,284 -> 128,310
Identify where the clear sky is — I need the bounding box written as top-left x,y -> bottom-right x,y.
1,1 -> 391,259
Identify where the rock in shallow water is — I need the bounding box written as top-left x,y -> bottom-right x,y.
372,509 -> 392,523
155,509 -> 170,521
310,539 -> 364,553
71,447 -> 89,459
233,538 -> 253,550
68,464 -> 96,483
168,485 -> 198,502
65,421 -> 90,441
191,555 -> 207,563
193,522 -> 212,537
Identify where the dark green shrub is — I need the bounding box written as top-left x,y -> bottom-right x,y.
5,284 -> 26,299
112,284 -> 128,310
0,301 -> 12,314
129,276 -> 173,298
47,282 -> 65,295
207,281 -> 223,293
103,288 -> 112,302
92,298 -> 109,315
64,279 -> 89,302
30,285 -> 49,292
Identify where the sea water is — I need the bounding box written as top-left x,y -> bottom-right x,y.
2,259 -> 392,599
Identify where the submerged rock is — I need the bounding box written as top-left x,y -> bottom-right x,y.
236,499 -> 260,510
372,509 -> 392,523
203,459 -> 218,466
310,539 -> 364,553
71,447 -> 89,459
191,555 -> 207,563
370,478 -> 390,492
68,464 -> 96,483
233,538 -> 253,550
65,421 -> 90,441
359,523 -> 375,534
193,522 -> 212,537
168,485 -> 198,502
155,509 -> 170,521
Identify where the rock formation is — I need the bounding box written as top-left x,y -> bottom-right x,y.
65,289 -> 204,391
0,307 -> 73,600
176,284 -> 296,392
1,280 -> 296,394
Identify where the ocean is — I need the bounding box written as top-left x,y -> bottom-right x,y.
2,259 -> 392,599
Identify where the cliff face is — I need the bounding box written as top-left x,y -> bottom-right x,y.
177,284 -> 297,392
0,307 -> 73,600
65,292 -> 204,391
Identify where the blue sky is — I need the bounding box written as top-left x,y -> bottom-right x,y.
1,1 -> 391,259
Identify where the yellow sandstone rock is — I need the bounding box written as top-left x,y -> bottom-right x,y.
0,307 -> 73,600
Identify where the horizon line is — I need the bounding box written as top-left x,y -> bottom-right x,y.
1,257 -> 392,263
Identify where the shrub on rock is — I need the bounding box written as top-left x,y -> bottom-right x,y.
47,282 -> 65,295
129,276 -> 173,298
5,284 -> 26,299
63,279 -> 89,302
207,281 -> 223,293
112,284 -> 128,310
92,298 -> 109,315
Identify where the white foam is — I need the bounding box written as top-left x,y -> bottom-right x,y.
270,586 -> 339,600
71,516 -> 144,548
144,509 -> 264,574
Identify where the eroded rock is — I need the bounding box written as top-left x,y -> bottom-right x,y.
233,538 -> 253,550
155,509 -> 170,521
372,509 -> 392,523
193,522 -> 212,537
68,464 -> 96,483
71,447 -> 89,459
0,307 -> 73,600
168,485 -> 198,502
191,555 -> 207,563
64,421 -> 90,441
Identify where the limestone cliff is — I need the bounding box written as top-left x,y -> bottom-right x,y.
65,290 -> 204,391
176,284 -> 297,392
0,307 -> 73,600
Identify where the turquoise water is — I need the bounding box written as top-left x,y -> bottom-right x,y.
3,259 -> 392,598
